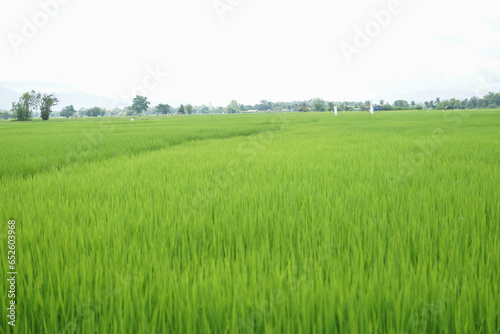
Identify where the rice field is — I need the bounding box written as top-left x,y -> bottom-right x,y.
1,110 -> 499,333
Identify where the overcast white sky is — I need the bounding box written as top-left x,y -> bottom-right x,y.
1,0 -> 499,106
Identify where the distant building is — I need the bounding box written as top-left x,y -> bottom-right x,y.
374,105 -> 383,111
444,106 -> 453,110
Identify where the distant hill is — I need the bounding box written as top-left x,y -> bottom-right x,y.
55,92 -> 124,110
0,87 -> 20,110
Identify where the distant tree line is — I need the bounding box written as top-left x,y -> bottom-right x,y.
5,92 -> 500,121
429,93 -> 500,110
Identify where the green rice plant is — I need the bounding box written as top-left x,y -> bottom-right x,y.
0,110 -> 499,333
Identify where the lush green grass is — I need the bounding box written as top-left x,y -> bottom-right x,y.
1,111 -> 499,333
0,115 -> 282,181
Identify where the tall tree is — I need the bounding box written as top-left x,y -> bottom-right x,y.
257,100 -> 272,111
178,104 -> 186,114
155,104 -> 171,115
11,90 -> 41,121
131,95 -> 150,115
312,98 -> 326,112
28,90 -> 42,117
60,105 -> 76,118
11,94 -> 31,121
226,100 -> 240,114
185,104 -> 193,115
40,94 -> 59,120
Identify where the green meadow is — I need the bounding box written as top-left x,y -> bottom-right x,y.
1,110 -> 499,333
